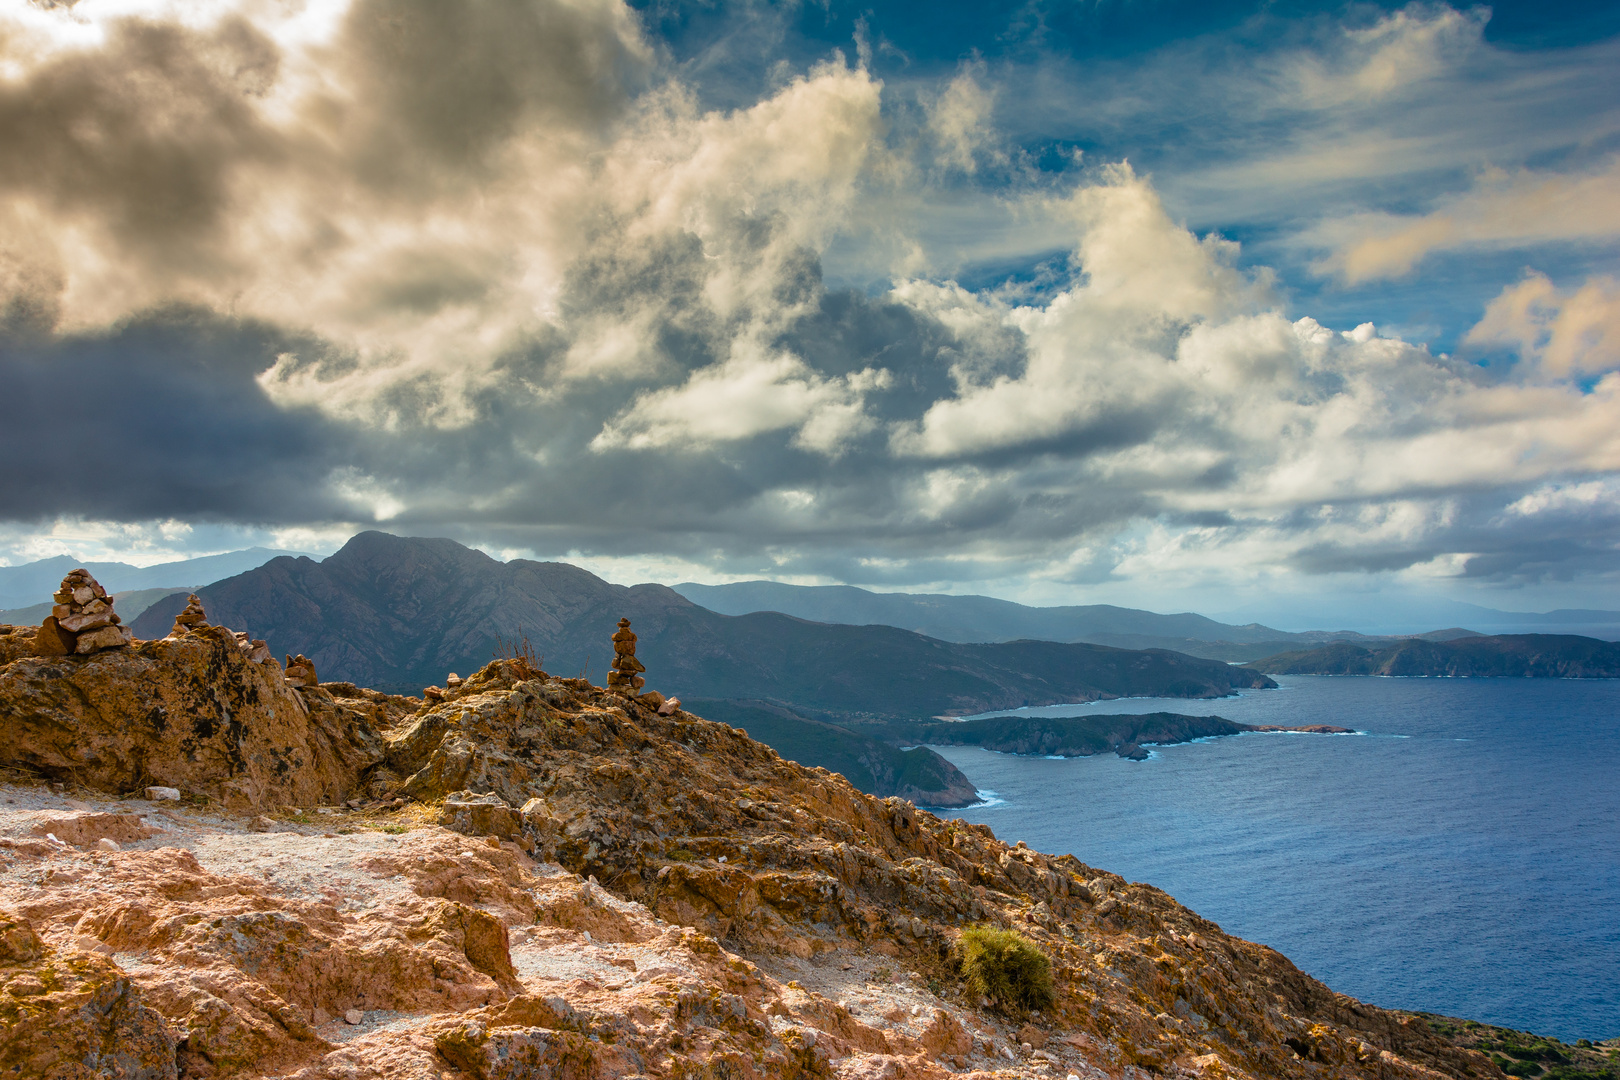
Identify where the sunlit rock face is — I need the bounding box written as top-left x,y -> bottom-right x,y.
0,640 -> 1502,1080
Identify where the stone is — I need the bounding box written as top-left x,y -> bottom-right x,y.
284,653 -> 319,688
438,790 -> 523,840
344,1008 -> 364,1025
74,624 -> 132,653
60,610 -> 114,633
657,696 -> 681,716
33,616 -> 76,657
446,673 -> 462,688
72,585 -> 95,605
145,786 -> 181,801
1018,1024 -> 1049,1049
96,837 -> 121,852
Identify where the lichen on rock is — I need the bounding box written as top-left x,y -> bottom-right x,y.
0,638 -> 1510,1080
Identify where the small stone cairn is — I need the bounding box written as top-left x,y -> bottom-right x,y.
605,618 -> 646,694
283,654 -> 318,688
35,570 -> 132,656
169,594 -> 208,636
167,594 -> 274,665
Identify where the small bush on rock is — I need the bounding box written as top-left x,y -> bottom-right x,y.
957,925 -> 1054,1013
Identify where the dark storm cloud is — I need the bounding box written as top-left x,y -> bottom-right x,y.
0,309 -> 356,521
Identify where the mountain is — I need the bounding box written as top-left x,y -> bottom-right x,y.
675,581 -> 1620,652
675,580 -> 1298,647
131,532 -> 1274,719
0,547 -> 306,610
1246,635 -> 1620,678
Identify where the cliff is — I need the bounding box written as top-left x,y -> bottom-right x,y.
0,627 -> 1500,1080
1247,635 -> 1620,678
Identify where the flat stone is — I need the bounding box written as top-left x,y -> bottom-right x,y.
73,624 -> 129,653
59,611 -> 113,633
145,786 -> 181,801
96,837 -> 121,852
344,1008 -> 363,1025
34,617 -> 76,657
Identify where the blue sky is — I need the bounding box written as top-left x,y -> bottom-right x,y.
0,0 -> 1617,627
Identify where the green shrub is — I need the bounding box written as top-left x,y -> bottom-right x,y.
957,925 -> 1054,1013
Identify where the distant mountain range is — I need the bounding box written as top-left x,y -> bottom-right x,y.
0,548 -> 307,611
674,580 -> 1620,658
1247,636 -> 1620,678
132,533 -> 1272,717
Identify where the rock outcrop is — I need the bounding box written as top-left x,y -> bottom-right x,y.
0,907 -> 178,1080
0,640 -> 1507,1080
0,629 -> 402,808
35,569 -> 133,657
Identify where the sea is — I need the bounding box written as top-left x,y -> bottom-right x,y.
928,675 -> 1620,1042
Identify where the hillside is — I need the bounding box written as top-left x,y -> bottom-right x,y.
1247,635 -> 1620,678
0,629 -> 1511,1080
131,532 -> 1274,718
682,698 -> 980,807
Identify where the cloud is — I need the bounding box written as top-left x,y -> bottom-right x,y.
592,349 -> 891,454
1464,273 -> 1620,378
1326,158 -> 1620,282
1,0 -> 1619,602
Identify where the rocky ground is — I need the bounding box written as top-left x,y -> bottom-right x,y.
0,624 -> 1513,1080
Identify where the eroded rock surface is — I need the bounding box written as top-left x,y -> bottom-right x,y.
0,646 -> 1506,1080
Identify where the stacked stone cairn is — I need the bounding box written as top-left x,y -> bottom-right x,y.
168,594 -> 208,636
283,654 -> 318,688
605,618 -> 646,694
166,593 -> 274,665
35,570 -> 133,656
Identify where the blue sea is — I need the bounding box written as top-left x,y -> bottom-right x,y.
929,676 -> 1620,1041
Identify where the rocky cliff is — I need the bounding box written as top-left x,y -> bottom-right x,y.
0,624 -> 1501,1080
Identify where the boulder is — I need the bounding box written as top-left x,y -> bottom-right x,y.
438,791 -> 523,840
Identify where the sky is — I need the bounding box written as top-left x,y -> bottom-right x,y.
1,0 -> 1618,627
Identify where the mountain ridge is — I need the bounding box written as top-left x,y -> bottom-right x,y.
130,532 -> 1274,719
1246,635 -> 1620,678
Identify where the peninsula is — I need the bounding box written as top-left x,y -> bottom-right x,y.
1246,634 -> 1620,678
875,713 -> 1354,761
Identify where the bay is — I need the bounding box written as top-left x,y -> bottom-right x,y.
930,675 -> 1620,1041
